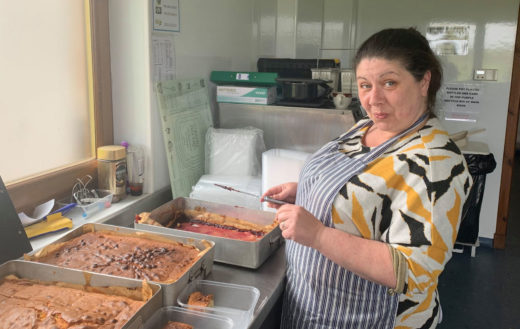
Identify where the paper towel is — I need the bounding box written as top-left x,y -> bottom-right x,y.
205,127 -> 265,176
261,149 -> 311,211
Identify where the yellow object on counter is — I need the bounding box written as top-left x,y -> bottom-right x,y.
24,213 -> 73,239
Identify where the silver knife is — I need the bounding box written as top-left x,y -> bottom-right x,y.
214,184 -> 287,205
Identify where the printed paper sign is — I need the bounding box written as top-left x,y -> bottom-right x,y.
152,35 -> 176,82
153,0 -> 180,32
426,25 -> 471,56
440,83 -> 483,122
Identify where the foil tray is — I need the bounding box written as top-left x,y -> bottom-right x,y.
134,197 -> 282,269
25,223 -> 215,306
0,259 -> 162,329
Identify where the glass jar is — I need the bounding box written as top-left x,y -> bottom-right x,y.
97,145 -> 127,202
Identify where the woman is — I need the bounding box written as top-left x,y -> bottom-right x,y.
262,28 -> 472,329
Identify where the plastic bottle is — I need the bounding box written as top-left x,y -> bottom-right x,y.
121,141 -> 131,194
126,144 -> 145,196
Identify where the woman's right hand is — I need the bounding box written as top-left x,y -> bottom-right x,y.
261,182 -> 298,209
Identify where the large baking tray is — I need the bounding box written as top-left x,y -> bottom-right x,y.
134,197 -> 282,269
25,223 -> 215,306
0,259 -> 162,329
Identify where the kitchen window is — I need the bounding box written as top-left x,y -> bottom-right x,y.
1,0 -> 113,213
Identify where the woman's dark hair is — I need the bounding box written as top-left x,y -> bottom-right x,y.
354,27 -> 442,113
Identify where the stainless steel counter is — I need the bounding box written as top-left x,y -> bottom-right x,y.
217,103 -> 356,153
208,244 -> 286,329
208,103 -> 352,328
95,190 -> 286,328
99,200 -> 285,328
21,187 -> 286,329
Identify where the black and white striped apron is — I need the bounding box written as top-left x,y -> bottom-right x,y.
281,113 -> 428,329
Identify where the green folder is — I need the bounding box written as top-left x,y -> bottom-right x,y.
210,71 -> 278,86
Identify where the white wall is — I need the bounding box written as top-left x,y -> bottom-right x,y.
252,0 -> 519,240
109,0 -> 518,239
109,0 -> 256,195
355,0 -> 518,239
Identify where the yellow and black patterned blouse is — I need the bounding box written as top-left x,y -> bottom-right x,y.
333,117 -> 472,329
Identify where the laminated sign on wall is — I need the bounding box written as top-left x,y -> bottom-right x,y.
426,24 -> 471,56
152,0 -> 180,32
152,35 -> 176,82
155,78 -> 213,197
439,82 -> 483,122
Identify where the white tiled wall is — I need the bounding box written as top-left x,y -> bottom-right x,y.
109,0 -> 519,239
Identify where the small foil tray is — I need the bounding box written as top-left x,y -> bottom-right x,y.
0,259 -> 162,329
134,197 -> 283,269
24,222 -> 215,306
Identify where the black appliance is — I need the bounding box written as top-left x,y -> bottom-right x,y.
276,78 -> 332,107
257,58 -> 339,107
0,176 -> 32,263
257,58 -> 339,79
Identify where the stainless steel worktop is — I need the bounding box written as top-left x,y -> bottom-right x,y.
25,174 -> 287,329
217,103 -> 356,153
97,193 -> 287,329
208,244 -> 286,329
210,103 -> 353,327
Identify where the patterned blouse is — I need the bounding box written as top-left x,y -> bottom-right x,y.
333,117 -> 472,328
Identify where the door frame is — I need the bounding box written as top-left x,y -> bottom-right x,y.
494,4 -> 520,249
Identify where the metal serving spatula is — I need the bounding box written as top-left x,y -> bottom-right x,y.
214,184 -> 287,205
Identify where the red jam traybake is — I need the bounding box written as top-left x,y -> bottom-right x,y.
136,207 -> 277,242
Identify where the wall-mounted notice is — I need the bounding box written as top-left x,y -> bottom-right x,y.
440,83 -> 483,122
153,0 -> 180,32
426,25 -> 470,56
152,35 -> 176,82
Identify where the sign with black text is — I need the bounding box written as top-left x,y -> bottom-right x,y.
439,83 -> 483,122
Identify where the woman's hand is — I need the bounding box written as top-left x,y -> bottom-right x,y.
261,182 -> 298,209
276,204 -> 326,249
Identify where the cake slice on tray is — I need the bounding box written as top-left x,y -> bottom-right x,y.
187,291 -> 214,308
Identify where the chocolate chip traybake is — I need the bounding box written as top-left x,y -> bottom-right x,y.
27,228 -> 212,283
0,274 -> 152,329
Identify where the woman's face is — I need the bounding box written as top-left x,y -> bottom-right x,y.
356,57 -> 430,135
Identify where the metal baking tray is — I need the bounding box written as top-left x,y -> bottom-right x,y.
0,259 -> 162,329
134,197 -> 282,269
25,223 -> 215,306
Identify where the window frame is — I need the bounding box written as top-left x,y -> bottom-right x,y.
6,0 -> 113,214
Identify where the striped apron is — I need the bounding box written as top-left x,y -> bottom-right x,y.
281,114 -> 428,329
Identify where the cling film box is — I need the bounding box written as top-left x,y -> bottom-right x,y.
216,85 -> 277,105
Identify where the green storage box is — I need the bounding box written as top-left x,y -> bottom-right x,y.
210,71 -> 278,86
